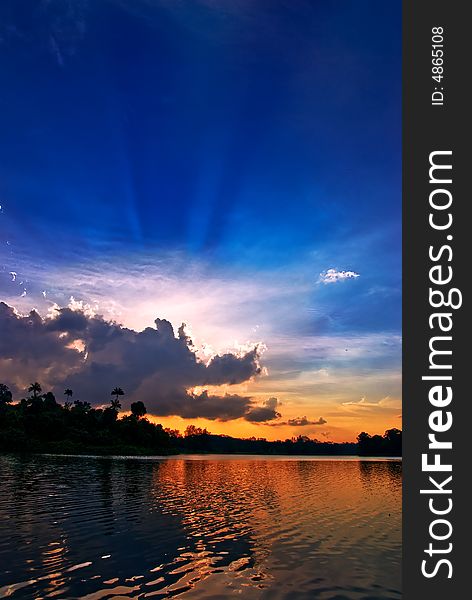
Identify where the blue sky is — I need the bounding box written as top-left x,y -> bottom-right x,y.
0,1 -> 401,440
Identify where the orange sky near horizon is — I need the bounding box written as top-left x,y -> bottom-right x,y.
144,381 -> 402,445
147,413 -> 402,444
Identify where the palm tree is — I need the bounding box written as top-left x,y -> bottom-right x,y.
111,387 -> 124,411
28,382 -> 42,398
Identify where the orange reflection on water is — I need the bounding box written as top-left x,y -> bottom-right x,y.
0,455 -> 401,600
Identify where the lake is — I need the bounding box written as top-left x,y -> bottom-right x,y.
0,455 -> 401,599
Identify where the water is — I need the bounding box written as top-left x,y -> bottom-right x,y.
0,454 -> 401,599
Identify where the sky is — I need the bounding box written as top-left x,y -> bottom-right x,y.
0,0 -> 401,442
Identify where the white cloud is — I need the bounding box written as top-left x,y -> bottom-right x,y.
342,396 -> 399,409
319,268 -> 360,284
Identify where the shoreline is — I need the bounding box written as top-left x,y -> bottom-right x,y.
29,452 -> 402,461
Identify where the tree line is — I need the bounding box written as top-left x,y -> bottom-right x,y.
0,382 -> 169,455
0,383 -> 401,456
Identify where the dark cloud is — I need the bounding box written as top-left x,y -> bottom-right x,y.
245,397 -> 282,422
204,350 -> 262,385
288,416 -> 327,426
0,301 -> 272,422
0,302 -> 79,367
45,307 -> 89,332
269,416 -> 327,427
178,391 -> 253,422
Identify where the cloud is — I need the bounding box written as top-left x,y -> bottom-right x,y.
287,416 -> 327,426
203,349 -> 262,385
172,390 -> 253,422
269,416 -> 327,427
46,307 -> 90,333
340,396 -> 401,413
0,301 -> 273,422
0,248 -> 401,427
318,268 -> 360,284
244,397 -> 282,422
342,396 -> 389,408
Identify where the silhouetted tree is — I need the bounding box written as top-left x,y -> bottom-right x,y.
73,399 -> 92,412
64,388 -> 73,401
111,387 -> 124,410
357,432 -> 371,448
0,383 -> 12,405
383,428 -> 402,455
28,382 -> 42,398
357,428 -> 402,456
0,382 -> 400,457
183,425 -> 211,451
130,401 -> 146,419
43,391 -> 58,409
384,427 -> 402,443
165,427 -> 182,439
184,425 -> 209,437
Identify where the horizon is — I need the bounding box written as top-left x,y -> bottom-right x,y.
1,375 -> 401,446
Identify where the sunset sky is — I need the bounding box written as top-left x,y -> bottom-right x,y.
0,0 -> 401,442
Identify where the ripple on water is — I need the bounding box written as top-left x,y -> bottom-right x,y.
0,455 -> 401,599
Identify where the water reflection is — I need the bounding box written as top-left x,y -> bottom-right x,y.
0,455 -> 401,599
